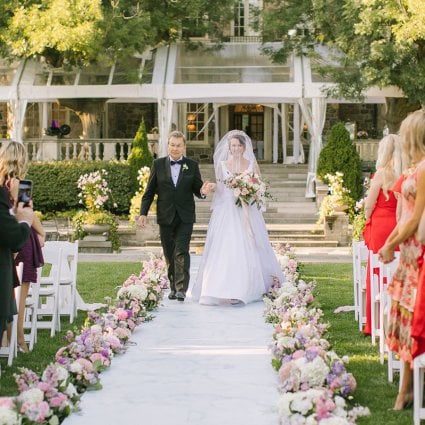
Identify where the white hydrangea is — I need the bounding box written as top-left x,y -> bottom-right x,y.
69,361 -> 83,374
19,387 -> 44,404
117,284 -> 148,301
295,356 -> 329,387
0,406 -> 18,425
65,383 -> 78,398
42,365 -> 68,383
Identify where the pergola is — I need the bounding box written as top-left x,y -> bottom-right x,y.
0,43 -> 403,197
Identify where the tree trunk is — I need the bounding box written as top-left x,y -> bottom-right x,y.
384,98 -> 421,133
59,99 -> 104,139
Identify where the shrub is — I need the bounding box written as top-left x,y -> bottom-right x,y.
26,161 -> 133,214
317,123 -> 363,201
128,119 -> 153,189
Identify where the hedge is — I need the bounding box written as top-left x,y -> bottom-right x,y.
26,160 -> 137,215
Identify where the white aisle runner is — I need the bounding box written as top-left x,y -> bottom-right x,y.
64,256 -> 278,425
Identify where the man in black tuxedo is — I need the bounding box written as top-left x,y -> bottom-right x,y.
137,131 -> 212,302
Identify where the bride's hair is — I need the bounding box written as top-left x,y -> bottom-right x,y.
214,130 -> 256,165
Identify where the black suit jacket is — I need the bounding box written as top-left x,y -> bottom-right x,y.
140,156 -> 204,225
0,187 -> 31,319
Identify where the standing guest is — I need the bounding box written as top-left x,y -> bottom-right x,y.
137,131 -> 213,302
0,142 -> 33,350
0,141 -> 45,353
362,134 -> 404,335
379,109 -> 425,410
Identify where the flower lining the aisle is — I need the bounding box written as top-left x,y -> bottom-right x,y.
269,245 -> 370,424
0,256 -> 168,425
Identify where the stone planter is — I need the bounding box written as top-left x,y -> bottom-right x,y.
80,223 -> 112,252
82,223 -> 110,235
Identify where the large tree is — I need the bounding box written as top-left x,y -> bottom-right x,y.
0,0 -> 233,67
259,0 -> 425,131
0,0 -> 234,138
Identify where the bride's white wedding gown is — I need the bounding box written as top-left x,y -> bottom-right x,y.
188,160 -> 284,305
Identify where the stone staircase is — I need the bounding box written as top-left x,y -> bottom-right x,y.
139,163 -> 338,249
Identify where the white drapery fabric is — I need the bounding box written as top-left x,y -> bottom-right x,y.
158,98 -> 173,157
8,98 -> 28,143
298,98 -> 327,198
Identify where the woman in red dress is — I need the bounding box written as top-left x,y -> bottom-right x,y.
379,109 -> 425,410
362,134 -> 403,335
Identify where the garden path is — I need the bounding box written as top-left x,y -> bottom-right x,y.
63,255 -> 278,425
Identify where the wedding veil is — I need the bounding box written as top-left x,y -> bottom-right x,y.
211,130 -> 258,210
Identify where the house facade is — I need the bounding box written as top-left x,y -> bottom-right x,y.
0,0 -> 403,195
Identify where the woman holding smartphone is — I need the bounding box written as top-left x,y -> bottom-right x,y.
0,141 -> 45,353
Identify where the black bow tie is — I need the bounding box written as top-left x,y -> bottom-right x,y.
170,159 -> 183,166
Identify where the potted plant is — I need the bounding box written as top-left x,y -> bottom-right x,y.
317,172 -> 353,225
72,169 -> 120,251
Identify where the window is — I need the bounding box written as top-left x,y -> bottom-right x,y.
234,1 -> 245,37
186,103 -> 206,142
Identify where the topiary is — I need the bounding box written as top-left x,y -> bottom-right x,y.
128,118 -> 153,191
317,122 -> 363,201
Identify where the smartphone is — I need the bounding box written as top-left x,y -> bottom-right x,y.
18,179 -> 32,207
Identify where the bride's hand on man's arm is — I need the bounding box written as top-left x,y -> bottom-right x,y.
201,181 -> 216,196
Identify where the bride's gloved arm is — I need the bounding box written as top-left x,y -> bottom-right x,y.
254,161 -> 261,176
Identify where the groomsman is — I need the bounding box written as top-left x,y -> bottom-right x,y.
137,131 -> 212,302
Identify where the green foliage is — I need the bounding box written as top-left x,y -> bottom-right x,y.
0,0 -> 234,67
317,123 -> 363,201
128,166 -> 155,226
259,0 -> 425,106
26,161 -> 133,214
128,119 -> 153,188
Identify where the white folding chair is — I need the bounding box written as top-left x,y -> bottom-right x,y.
39,241 -> 79,323
352,240 -> 363,322
0,263 -> 23,366
378,252 -> 400,367
369,252 -> 381,346
414,354 -> 425,425
35,246 -> 62,337
22,279 -> 40,351
353,241 -> 369,331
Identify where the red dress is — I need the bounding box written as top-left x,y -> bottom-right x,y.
362,188 -> 398,335
412,257 -> 425,359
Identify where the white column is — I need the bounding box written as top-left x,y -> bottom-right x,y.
273,108 -> 278,163
293,103 -> 301,164
281,103 -> 287,164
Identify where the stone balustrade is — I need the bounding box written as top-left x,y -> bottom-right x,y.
21,136 -> 157,162
354,139 -> 379,162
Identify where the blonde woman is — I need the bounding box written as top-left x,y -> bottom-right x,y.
362,134 -> 404,335
379,110 -> 425,410
0,141 -> 33,349
0,141 -> 45,352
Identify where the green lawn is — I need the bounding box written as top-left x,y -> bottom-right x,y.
0,262 -> 414,424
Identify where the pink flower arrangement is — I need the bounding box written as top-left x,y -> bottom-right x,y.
265,247 -> 369,423
223,170 -> 272,209
1,254 -> 168,424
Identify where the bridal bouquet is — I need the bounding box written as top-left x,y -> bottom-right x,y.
224,170 -> 272,209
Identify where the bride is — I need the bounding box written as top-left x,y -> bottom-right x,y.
188,130 -> 284,305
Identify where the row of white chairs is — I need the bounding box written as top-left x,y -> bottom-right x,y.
352,240 -> 401,380
353,240 -> 425,424
0,240 -> 79,368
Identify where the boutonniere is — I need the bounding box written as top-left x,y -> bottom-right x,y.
182,164 -> 189,171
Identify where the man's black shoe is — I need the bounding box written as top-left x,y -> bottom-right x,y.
168,291 -> 177,300
175,291 -> 185,301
